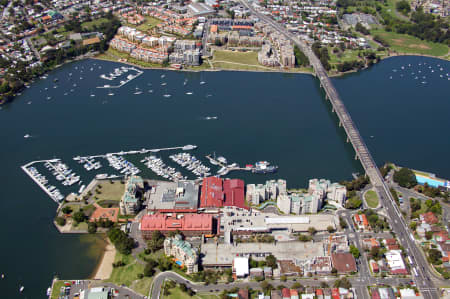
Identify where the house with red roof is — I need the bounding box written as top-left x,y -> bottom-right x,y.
420,211 -> 439,225
281,288 -> 291,299
354,214 -> 369,230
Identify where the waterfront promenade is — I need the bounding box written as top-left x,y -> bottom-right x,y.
240,1 -> 441,298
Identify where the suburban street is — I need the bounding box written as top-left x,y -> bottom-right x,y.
149,270 -> 419,299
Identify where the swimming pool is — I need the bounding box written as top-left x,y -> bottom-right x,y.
175,260 -> 182,266
415,174 -> 445,188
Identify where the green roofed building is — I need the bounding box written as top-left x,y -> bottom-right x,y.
120,175 -> 144,215
164,234 -> 198,273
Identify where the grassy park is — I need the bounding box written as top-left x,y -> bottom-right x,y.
364,190 -> 379,208
106,252 -> 152,295
94,180 -> 124,202
371,29 -> 449,57
135,16 -> 162,32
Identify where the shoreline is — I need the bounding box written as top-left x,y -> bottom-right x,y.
92,55 -> 314,75
92,51 -> 449,78
1,50 -> 449,107
90,237 -> 116,280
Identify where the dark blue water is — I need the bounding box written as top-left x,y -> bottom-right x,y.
333,55 -> 450,178
0,56 -> 448,298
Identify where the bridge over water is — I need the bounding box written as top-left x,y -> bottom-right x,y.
239,1 -> 442,298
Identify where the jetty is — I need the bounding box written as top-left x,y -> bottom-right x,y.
96,67 -> 143,89
205,154 -> 248,175
21,159 -> 61,203
74,145 -> 197,160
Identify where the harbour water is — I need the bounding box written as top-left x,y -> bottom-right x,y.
0,56 -> 448,298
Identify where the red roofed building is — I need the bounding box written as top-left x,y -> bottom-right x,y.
332,288 -> 340,299
200,177 -> 247,209
281,288 -> 290,299
420,211 -> 439,225
140,213 -> 215,238
371,288 -> 380,299
331,253 -> 357,273
223,179 -> 245,208
200,177 -> 224,208
354,214 -> 369,230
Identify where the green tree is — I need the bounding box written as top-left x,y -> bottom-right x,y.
409,221 -> 417,231
147,230 -> 165,253
308,227 -> 317,235
428,249 -> 442,265
327,225 -> 335,233
144,259 -> 158,276
88,222 -> 97,234
334,277 -> 352,288
55,217 -> 66,226
72,211 -> 85,223
396,0 -> 411,15
260,281 -> 273,293
350,245 -> 360,259
265,254 -> 277,269
393,168 -> 417,188
61,206 -> 73,214
339,216 -> 348,229
298,234 -> 312,242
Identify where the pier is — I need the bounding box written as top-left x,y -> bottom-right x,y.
21,159 -> 61,203
74,145 -> 197,160
96,67 -> 143,89
205,154 -> 248,175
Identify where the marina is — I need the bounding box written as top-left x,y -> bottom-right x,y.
141,155 -> 184,181
169,152 -> 211,178
96,66 -> 144,89
20,145 -> 199,202
21,160 -> 65,203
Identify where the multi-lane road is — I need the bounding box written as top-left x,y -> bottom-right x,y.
238,1 -> 441,298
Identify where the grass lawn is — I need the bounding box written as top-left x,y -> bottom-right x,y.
50,280 -> 66,299
82,18 -> 110,31
130,277 -> 153,296
97,199 -> 120,208
165,286 -> 219,299
135,16 -> 162,32
94,181 -> 125,202
328,48 -> 362,65
371,28 -> 449,57
364,190 -> 379,208
71,221 -> 88,231
106,252 -> 146,292
213,50 -> 260,65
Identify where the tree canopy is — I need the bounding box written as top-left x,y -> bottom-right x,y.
393,168 -> 417,188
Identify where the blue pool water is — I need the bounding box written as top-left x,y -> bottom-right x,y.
415,175 -> 445,188
175,261 -> 182,266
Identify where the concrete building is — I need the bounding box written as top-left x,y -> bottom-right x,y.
385,250 -> 408,275
120,175 -> 144,215
233,257 -> 249,278
201,240 -> 325,269
146,180 -> 199,212
277,179 -> 346,214
246,179 -> 286,205
164,234 -> 198,273
221,206 -> 336,236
